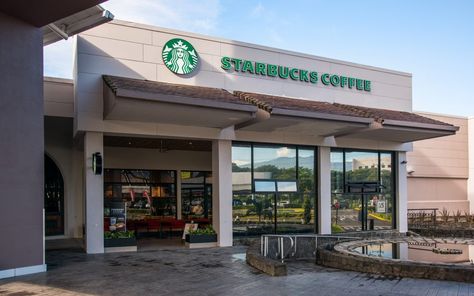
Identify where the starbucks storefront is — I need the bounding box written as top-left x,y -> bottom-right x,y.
44,19 -> 458,253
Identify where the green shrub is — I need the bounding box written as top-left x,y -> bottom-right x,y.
188,225 -> 216,235
104,230 -> 135,239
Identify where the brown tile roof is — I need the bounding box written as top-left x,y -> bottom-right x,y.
235,91 -> 455,128
102,75 -> 455,129
103,75 -> 252,107
334,104 -> 453,126
234,91 -> 367,118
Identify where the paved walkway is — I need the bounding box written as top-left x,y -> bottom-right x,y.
1,246 -> 474,296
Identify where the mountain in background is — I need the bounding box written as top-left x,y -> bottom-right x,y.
239,156 -> 314,169
237,156 -> 351,171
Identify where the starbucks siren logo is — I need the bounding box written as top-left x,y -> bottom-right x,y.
162,38 -> 198,75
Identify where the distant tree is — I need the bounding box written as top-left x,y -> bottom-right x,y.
303,195 -> 312,224
232,162 -> 250,172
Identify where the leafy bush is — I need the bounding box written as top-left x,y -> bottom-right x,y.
104,230 -> 135,239
188,225 -> 216,235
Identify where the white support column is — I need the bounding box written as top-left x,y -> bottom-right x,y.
84,132 -> 104,253
212,140 -> 233,247
396,152 -> 408,233
318,146 -> 332,234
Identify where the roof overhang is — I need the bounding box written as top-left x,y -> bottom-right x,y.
103,77 -> 258,129
100,76 -> 459,143
234,91 -> 459,143
43,5 -> 114,46
0,0 -> 107,27
236,109 -> 373,138
340,120 -> 458,142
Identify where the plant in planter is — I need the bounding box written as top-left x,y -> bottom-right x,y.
185,225 -> 217,245
104,230 -> 137,248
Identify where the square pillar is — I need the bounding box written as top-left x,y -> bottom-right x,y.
396,152 -> 408,233
318,146 -> 332,234
84,132 -> 104,253
212,140 -> 233,247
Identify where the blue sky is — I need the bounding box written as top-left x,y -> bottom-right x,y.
44,0 -> 474,116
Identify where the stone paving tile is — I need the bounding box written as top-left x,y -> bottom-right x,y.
1,246 -> 474,295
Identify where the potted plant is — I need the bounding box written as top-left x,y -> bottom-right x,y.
104,230 -> 137,250
185,225 -> 217,248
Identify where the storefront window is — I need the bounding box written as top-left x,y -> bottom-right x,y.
330,150 -> 395,233
232,144 -> 252,193
232,143 -> 316,236
253,146 -> 296,180
181,171 -> 212,221
104,169 -> 177,232
345,151 -> 379,183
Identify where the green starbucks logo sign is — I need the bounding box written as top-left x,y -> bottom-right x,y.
162,38 -> 198,75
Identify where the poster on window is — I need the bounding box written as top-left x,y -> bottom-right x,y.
376,200 -> 386,213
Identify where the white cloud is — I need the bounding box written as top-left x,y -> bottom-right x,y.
276,147 -> 289,157
44,0 -> 222,78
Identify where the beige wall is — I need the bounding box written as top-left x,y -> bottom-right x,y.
407,112 -> 469,213
73,20 -> 413,152
44,77 -> 74,118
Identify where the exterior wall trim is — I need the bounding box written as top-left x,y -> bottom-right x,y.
0,264 -> 47,280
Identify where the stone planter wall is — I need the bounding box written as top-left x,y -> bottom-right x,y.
317,238 -> 474,283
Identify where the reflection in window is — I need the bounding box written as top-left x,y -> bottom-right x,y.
232,144 -> 316,236
254,146 -> 296,180
277,181 -> 297,192
345,151 -> 379,183
181,171 -> 212,221
330,150 -> 395,233
254,180 -> 276,192
330,150 -> 344,194
232,145 -> 252,193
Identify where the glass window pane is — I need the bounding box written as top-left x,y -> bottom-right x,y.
254,146 -> 296,180
233,193 -> 275,236
277,181 -> 297,192
331,150 -> 344,194
345,151 -> 379,183
232,145 -> 252,192
254,180 -> 276,192
298,149 -> 315,193
181,171 -> 212,221
371,152 -> 393,230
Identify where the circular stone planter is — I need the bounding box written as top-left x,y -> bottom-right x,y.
317,237 -> 474,283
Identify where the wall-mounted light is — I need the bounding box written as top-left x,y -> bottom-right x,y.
92,152 -> 102,175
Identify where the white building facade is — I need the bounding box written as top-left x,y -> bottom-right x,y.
44,20 -> 458,253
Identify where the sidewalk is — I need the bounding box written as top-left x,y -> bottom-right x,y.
1,246 -> 473,295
